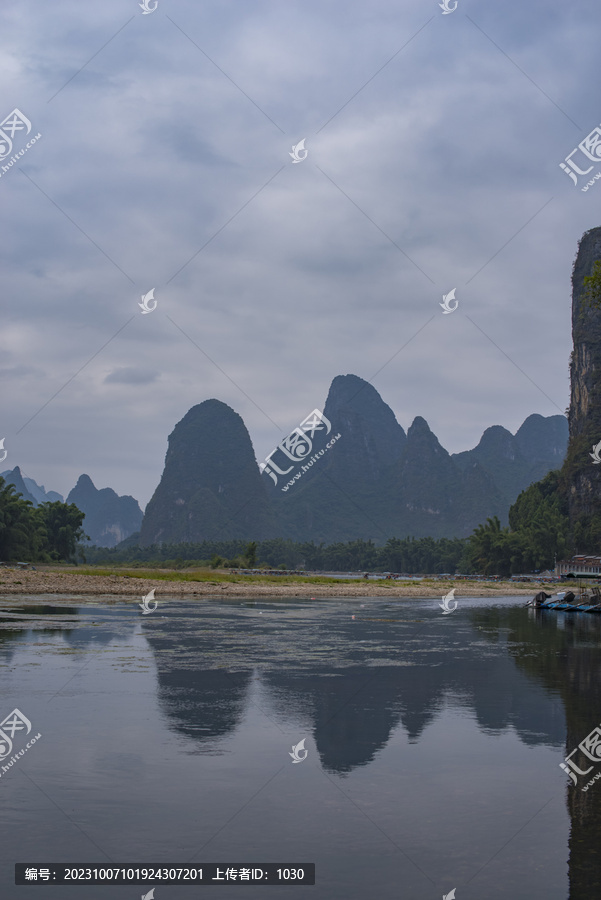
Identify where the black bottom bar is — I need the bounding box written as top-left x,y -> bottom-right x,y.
15,864 -> 315,885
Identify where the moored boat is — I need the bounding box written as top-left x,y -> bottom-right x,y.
528,587 -> 601,613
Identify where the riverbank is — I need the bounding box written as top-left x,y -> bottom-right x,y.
0,566 -> 545,598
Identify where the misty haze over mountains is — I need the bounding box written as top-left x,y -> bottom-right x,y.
2,374 -> 567,548
139,374 -> 568,547
1,467 -> 142,549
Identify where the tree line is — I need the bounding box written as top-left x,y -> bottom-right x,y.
83,472 -> 576,575
83,534 -> 469,573
0,469 -> 578,575
0,476 -> 87,562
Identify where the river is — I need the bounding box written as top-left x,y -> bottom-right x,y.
0,594 -> 599,899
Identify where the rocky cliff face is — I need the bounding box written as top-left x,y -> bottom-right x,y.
67,474 -> 143,548
565,226 -> 601,525
140,399 -> 275,546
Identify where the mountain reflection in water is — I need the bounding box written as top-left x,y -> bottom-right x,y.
145,602 -> 566,771
1,596 -> 600,898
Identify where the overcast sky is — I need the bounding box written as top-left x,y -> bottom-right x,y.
1,0 -> 600,508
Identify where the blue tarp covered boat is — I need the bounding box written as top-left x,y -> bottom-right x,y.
528,588 -> 601,613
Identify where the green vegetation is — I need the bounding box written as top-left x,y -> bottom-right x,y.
84,471 -> 574,579
0,467 -> 583,578
245,541 -> 257,568
381,536 -> 466,573
81,520 -> 573,577
458,471 -> 571,576
83,535 -> 469,573
73,566 -> 362,585
206,541 -> 263,569
0,476 -> 88,562
582,259 -> 601,310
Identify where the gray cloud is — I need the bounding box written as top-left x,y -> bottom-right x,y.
104,367 -> 159,385
0,0 -> 597,507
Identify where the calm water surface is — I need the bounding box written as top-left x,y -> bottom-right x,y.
0,594 -> 600,899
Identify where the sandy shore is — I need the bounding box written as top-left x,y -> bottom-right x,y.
0,568 -> 542,599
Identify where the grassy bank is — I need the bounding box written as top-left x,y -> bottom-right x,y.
73,566 -> 409,586
0,563 -> 570,597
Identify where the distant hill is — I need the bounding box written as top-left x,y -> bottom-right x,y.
1,467 -> 38,505
67,475 -> 143,548
452,414 -> 569,514
139,399 -> 275,547
1,467 -> 64,506
388,415 -> 506,540
265,377 -> 566,541
266,373 -> 408,543
138,376 -> 568,545
1,468 -> 144,549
